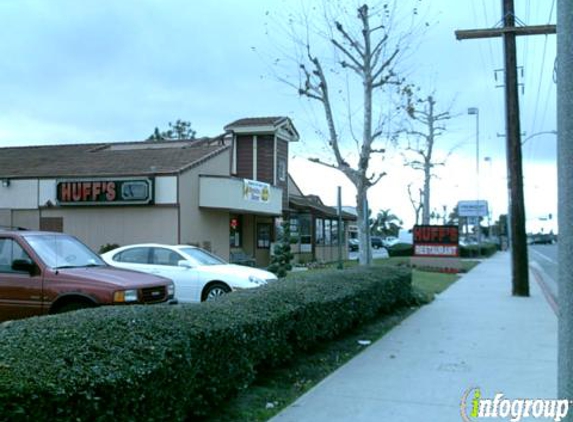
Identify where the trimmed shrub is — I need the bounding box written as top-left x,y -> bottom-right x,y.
98,243 -> 120,254
0,265 -> 412,421
387,242 -> 414,257
459,242 -> 497,258
268,220 -> 294,278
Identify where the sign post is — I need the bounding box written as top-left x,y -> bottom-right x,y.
458,200 -> 489,257
411,225 -> 461,273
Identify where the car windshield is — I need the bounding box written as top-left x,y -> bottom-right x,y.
179,247 -> 226,266
23,234 -> 106,269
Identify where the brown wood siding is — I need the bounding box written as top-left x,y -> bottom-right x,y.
40,217 -> 63,233
256,135 -> 274,184
276,140 -> 289,210
236,135 -> 253,179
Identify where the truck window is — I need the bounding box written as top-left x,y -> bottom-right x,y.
0,238 -> 33,273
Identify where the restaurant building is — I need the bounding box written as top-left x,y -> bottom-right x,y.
0,117 -> 354,267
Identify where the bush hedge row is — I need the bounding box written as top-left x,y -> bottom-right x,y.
0,265 -> 412,422
459,242 -> 498,258
387,242 -> 415,257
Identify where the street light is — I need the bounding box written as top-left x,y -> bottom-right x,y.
521,130 -> 557,145
468,107 -> 481,254
484,156 -> 493,237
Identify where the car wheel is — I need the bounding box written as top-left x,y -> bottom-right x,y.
56,301 -> 94,314
203,283 -> 231,301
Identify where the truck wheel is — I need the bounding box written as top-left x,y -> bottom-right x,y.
57,301 -> 94,314
203,283 -> 231,301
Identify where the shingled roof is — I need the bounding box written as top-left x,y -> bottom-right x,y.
0,140 -> 229,179
224,116 -> 287,129
289,195 -> 357,220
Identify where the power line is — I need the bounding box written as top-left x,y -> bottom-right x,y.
456,0 -> 556,297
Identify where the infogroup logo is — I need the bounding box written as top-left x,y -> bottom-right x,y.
460,387 -> 570,422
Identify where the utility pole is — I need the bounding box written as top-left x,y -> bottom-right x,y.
557,0 -> 573,410
455,0 -> 556,297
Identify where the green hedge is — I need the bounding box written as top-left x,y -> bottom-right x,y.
387,242 -> 414,257
459,242 -> 497,258
0,266 -> 412,421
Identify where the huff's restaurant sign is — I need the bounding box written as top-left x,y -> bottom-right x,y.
56,179 -> 154,205
413,225 -> 459,257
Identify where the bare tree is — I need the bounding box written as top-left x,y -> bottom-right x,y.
287,3 -> 418,265
401,91 -> 451,224
407,182 -> 423,225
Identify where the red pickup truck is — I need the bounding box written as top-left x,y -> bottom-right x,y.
0,228 -> 175,322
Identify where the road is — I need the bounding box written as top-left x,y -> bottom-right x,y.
529,243 -> 558,303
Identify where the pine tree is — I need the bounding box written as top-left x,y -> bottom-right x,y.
268,221 -> 294,278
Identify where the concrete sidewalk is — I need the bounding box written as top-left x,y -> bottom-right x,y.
270,252 -> 557,422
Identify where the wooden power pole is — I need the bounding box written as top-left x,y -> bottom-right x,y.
455,0 -> 556,297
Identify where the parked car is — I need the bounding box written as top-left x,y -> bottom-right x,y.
371,236 -> 384,249
0,229 -> 175,322
383,236 -> 399,247
528,233 -> 555,245
101,244 -> 278,302
348,238 -> 359,251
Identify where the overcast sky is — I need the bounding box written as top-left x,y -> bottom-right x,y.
0,0 -> 557,232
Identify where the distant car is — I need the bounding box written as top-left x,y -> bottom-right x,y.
529,234 -> 554,245
0,229 -> 175,322
348,238 -> 360,251
101,244 -> 278,302
383,236 -> 399,247
371,236 -> 384,249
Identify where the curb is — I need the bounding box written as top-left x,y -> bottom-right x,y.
530,261 -> 558,316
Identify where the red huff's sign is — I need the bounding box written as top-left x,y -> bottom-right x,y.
56,179 -> 153,205
413,225 -> 459,257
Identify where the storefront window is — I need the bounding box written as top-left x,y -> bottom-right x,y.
289,216 -> 299,242
324,219 -> 331,245
257,224 -> 271,249
230,216 -> 242,248
315,218 -> 324,245
331,220 -> 339,246
278,159 -> 287,182
299,214 -> 312,252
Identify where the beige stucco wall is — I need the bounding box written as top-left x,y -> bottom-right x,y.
0,209 -> 40,229
178,149 -> 232,259
12,210 -> 40,230
199,177 -> 282,215
0,180 -> 38,209
40,207 -> 178,252
0,210 -> 9,226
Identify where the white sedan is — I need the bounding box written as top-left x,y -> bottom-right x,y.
101,244 -> 277,302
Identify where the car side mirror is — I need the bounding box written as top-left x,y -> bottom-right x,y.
178,260 -> 193,269
12,259 -> 37,275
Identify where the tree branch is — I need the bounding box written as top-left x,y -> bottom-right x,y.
368,171 -> 387,187
331,39 -> 364,73
372,48 -> 399,84
308,157 -> 339,170
334,21 -> 365,59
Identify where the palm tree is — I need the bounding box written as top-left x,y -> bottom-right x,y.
370,209 -> 402,237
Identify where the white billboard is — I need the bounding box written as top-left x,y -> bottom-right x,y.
458,200 -> 489,217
